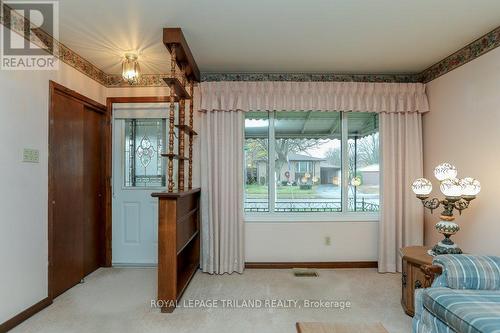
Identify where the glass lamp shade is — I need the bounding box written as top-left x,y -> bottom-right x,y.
460,177 -> 481,196
122,53 -> 141,84
434,163 -> 457,181
440,178 -> 462,198
412,178 -> 433,196
434,163 -> 458,181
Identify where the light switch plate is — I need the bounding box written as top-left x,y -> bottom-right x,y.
23,148 -> 40,163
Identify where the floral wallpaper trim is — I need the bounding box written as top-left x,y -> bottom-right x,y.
1,3 -> 500,87
107,74 -> 171,87
200,72 -> 420,83
419,26 -> 500,83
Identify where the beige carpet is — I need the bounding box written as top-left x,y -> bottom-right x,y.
11,268 -> 411,333
296,322 -> 388,333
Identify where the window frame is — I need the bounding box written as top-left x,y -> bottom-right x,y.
244,111 -> 380,222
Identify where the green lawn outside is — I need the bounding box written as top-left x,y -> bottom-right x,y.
245,184 -> 325,199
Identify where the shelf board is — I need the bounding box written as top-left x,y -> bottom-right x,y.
162,77 -> 191,99
161,153 -> 188,160
177,230 -> 199,256
151,188 -> 201,199
175,124 -> 198,136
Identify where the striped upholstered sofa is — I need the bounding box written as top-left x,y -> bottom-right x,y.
413,255 -> 500,333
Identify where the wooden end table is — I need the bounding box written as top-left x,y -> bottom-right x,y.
400,246 -> 434,317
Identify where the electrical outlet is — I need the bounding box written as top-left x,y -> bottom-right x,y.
324,236 -> 331,246
22,148 -> 39,163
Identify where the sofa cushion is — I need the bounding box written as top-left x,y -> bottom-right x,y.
433,255 -> 500,290
416,307 -> 454,333
423,287 -> 500,333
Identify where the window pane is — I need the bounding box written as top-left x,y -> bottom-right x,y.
124,119 -> 166,187
274,111 -> 342,212
347,112 -> 380,212
244,112 -> 269,212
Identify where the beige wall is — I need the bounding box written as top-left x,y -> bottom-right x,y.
423,46 -> 500,255
246,222 -> 378,262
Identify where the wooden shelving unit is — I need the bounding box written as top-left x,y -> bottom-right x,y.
151,189 -> 200,312
151,27 -> 201,313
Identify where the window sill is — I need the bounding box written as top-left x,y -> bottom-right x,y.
244,212 -> 379,223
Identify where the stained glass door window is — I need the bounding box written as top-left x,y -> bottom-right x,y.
124,119 -> 166,187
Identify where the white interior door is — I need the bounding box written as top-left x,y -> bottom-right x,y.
112,107 -> 168,265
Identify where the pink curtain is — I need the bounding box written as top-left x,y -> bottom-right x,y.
200,81 -> 429,113
379,112 -> 424,273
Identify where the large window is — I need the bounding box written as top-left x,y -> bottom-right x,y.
244,111 -> 379,214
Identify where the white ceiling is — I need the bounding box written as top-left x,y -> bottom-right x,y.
58,0 -> 500,75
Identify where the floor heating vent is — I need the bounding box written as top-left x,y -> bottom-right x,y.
293,269 -> 319,277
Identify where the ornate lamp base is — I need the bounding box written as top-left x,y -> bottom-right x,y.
429,243 -> 463,256
428,220 -> 463,256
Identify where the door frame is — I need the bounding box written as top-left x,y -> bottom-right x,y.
48,81 -> 108,300
104,96 -> 177,266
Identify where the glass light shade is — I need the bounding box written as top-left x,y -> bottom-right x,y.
440,178 -> 462,197
122,53 -> 141,84
434,163 -> 458,181
460,177 -> 481,196
412,178 -> 433,196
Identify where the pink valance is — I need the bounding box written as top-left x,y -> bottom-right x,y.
200,81 -> 429,113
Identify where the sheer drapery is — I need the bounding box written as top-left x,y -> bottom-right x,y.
379,112 -> 424,273
200,110 -> 245,274
200,81 -> 429,113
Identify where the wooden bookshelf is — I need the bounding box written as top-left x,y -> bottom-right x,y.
151,188 -> 201,313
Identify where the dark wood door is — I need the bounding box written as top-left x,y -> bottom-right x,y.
49,82 -> 107,299
83,107 -> 105,275
50,92 -> 85,298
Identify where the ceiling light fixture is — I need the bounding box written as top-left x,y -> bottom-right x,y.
122,53 -> 141,84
